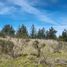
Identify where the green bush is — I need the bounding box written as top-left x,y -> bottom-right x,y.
0,40 -> 14,55
0,32 -> 5,38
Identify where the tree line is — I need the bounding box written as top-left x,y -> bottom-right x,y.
0,24 -> 67,41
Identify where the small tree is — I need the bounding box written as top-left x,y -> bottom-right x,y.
30,24 -> 37,38
37,28 -> 45,39
59,29 -> 67,41
16,24 -> 28,38
1,24 -> 15,37
46,27 -> 57,39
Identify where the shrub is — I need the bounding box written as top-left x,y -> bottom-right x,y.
0,32 -> 5,38
0,40 -> 14,56
33,40 -> 41,57
25,39 -> 30,42
33,40 -> 39,49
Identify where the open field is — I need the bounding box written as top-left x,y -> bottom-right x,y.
0,37 -> 67,67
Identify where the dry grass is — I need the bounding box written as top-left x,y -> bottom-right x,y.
0,37 -> 67,67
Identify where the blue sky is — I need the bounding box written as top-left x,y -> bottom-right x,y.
0,0 -> 67,36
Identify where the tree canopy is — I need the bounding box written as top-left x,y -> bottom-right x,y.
30,24 -> 37,38
59,29 -> 67,41
1,24 -> 15,36
0,24 -> 67,41
16,24 -> 28,38
37,28 -> 45,39
46,27 -> 57,39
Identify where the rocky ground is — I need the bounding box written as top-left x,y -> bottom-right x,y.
0,37 -> 67,67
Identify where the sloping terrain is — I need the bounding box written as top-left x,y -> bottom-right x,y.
0,37 -> 67,67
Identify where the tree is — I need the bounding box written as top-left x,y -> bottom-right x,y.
30,24 -> 37,38
37,28 -> 45,39
16,24 -> 28,38
59,29 -> 67,41
46,27 -> 57,39
1,24 -> 15,36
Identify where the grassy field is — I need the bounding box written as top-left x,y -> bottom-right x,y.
0,38 -> 67,67
0,51 -> 67,67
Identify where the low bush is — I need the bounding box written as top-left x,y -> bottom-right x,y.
33,40 -> 39,49
0,40 -> 14,56
0,32 -> 5,38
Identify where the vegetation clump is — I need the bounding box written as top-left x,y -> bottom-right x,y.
0,40 -> 14,56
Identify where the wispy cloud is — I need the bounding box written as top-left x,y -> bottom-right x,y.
0,2 -> 9,15
0,0 -> 67,26
0,0 -> 59,25
0,2 -> 16,15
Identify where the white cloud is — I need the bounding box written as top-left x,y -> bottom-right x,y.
7,0 -> 58,25
0,2 -> 17,15
0,0 -> 66,26
0,2 -> 10,15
